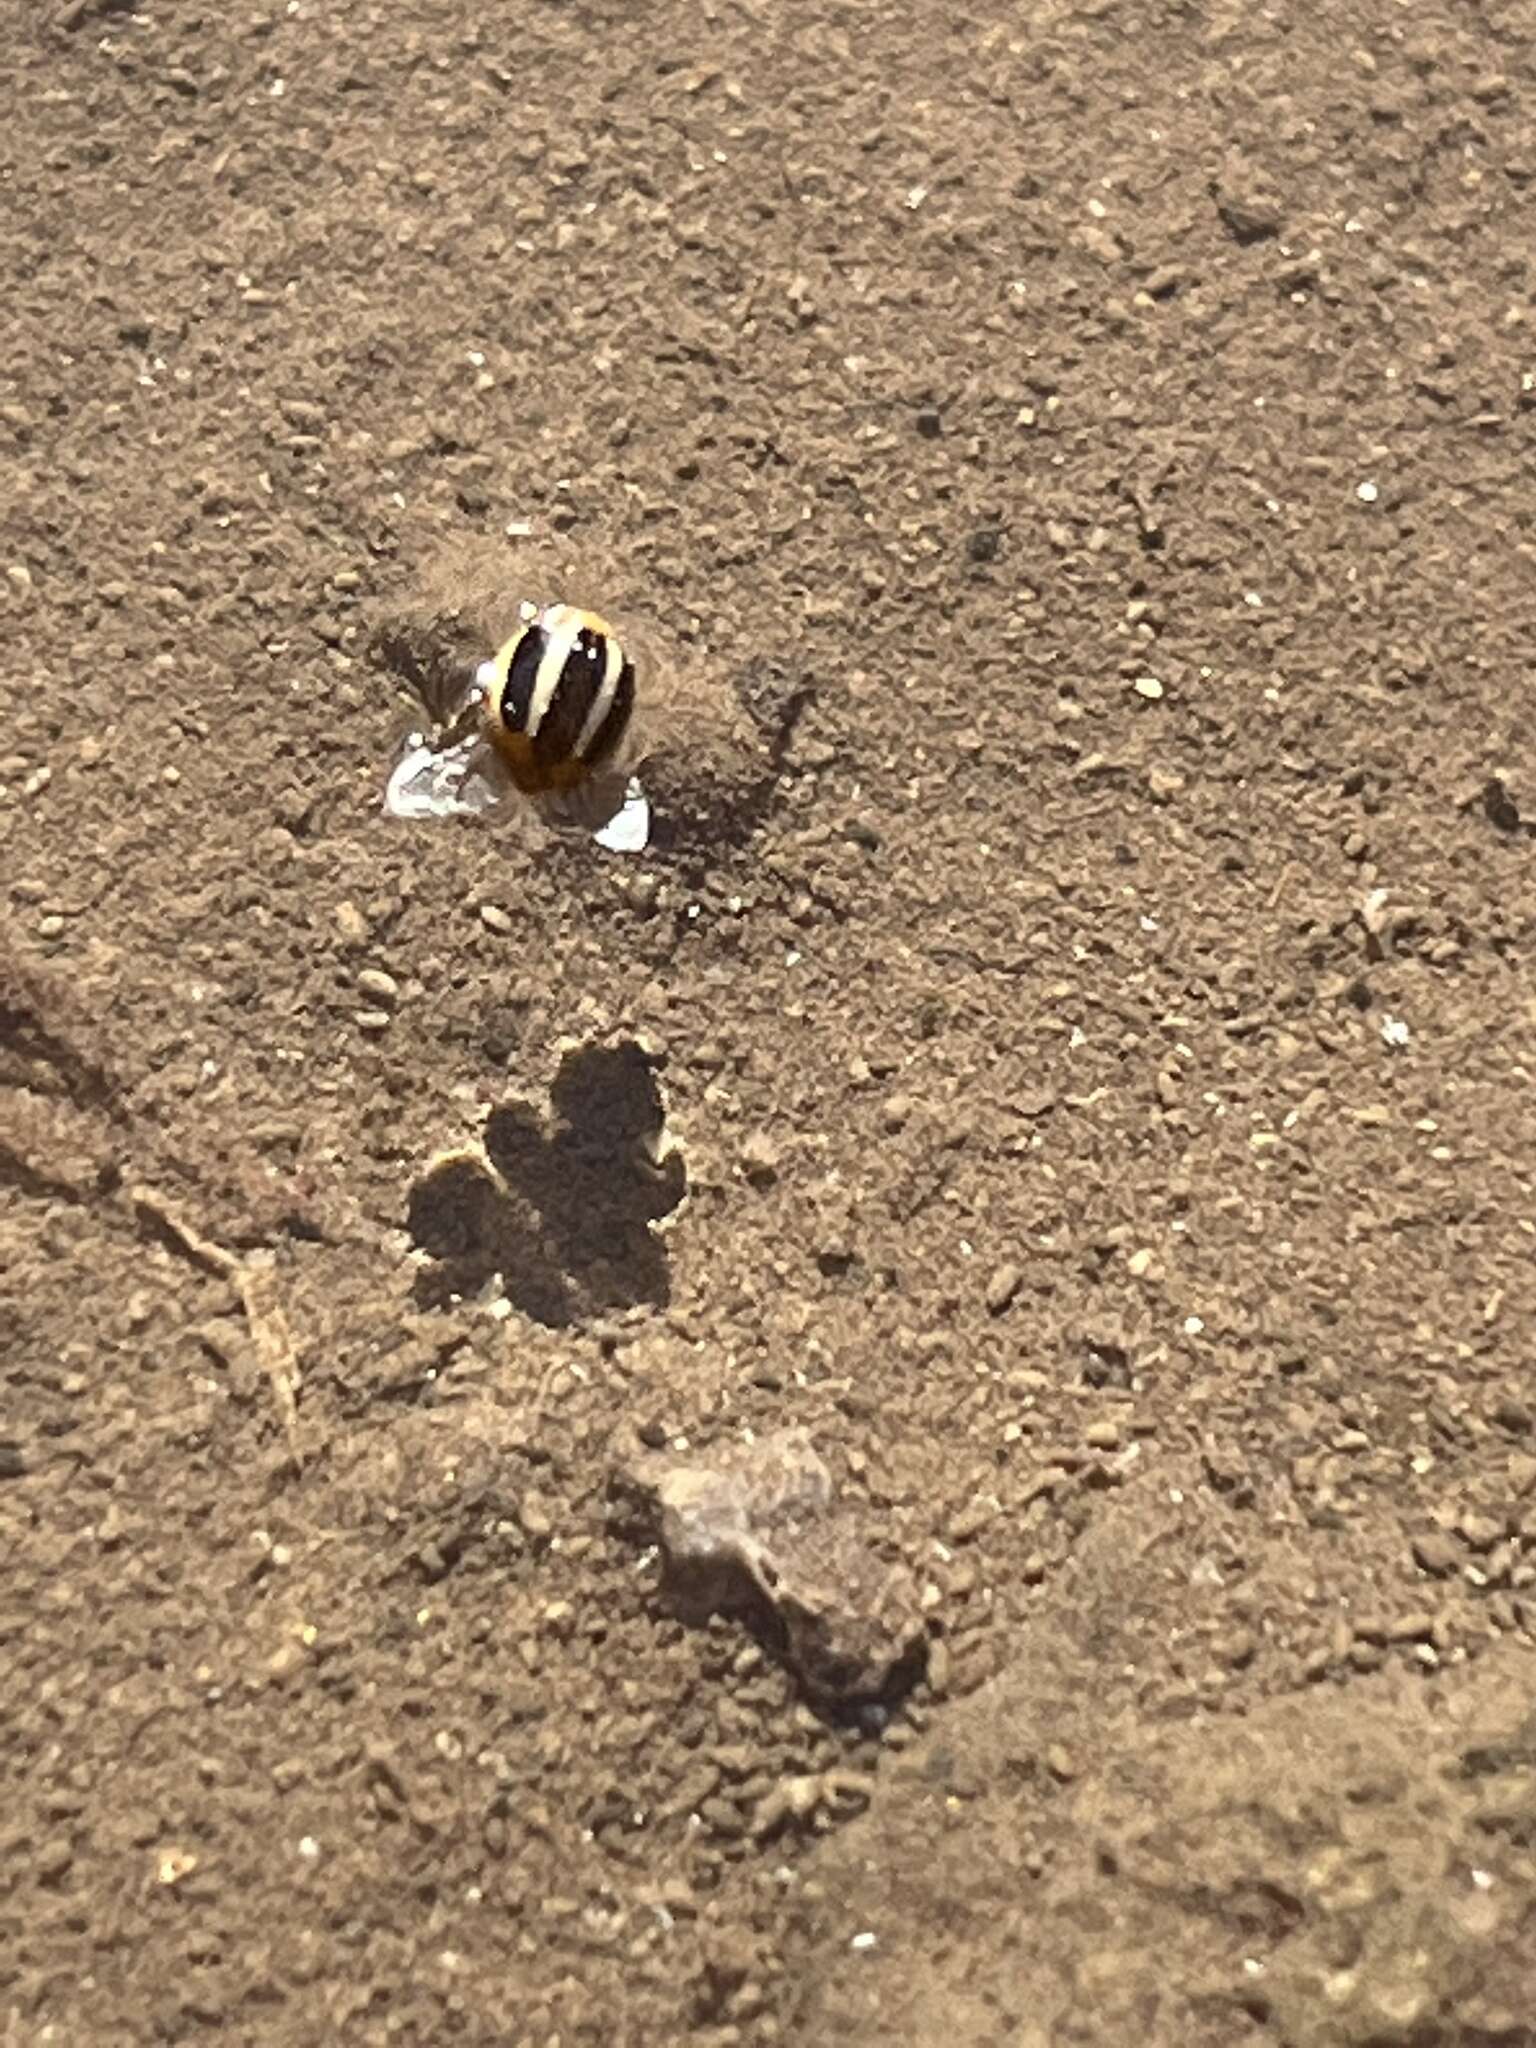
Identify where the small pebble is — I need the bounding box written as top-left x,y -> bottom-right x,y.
1458,1511 -> 1504,1553
519,1493 -> 554,1539
1385,1612 -> 1435,1643
356,967 -> 399,1003
739,1133 -> 780,1186
355,1009 -> 391,1034
1213,1627 -> 1257,1668
986,1263 -> 1022,1315
1411,1532 -> 1459,1577
1132,676 -> 1164,700
1084,1420 -> 1121,1451
480,903 -> 514,934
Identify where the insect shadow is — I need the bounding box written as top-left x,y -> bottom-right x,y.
406,1041 -> 686,1328
643,656 -> 816,865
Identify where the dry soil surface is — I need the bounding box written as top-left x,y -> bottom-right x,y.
4,0 -> 1536,2043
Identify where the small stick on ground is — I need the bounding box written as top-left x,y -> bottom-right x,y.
129,1184 -> 303,1469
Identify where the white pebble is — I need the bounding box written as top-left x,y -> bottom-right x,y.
1132,676 -> 1164,700
851,1931 -> 878,1952
1356,480 -> 1379,503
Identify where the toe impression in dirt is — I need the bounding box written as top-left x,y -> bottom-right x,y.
614,1425 -> 929,1709
407,1039 -> 686,1326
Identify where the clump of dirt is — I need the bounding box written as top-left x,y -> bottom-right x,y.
614,1424 -> 929,1706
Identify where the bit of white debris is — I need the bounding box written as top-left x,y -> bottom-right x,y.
156,1848 -> 197,1886
1356,480 -> 1379,503
297,1836 -> 320,1862
1381,1014 -> 1411,1048
851,1931 -> 878,1952
1133,675 -> 1164,700
1184,1315 -> 1205,1336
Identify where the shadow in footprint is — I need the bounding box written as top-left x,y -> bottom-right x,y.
406,1042 -> 686,1328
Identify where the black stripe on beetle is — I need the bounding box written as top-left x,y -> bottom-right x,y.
585,656 -> 636,767
498,625 -> 544,734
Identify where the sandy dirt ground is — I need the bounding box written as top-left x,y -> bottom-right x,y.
5,0 -> 1536,2042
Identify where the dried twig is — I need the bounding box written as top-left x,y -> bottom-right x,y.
129,1184 -> 303,1468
